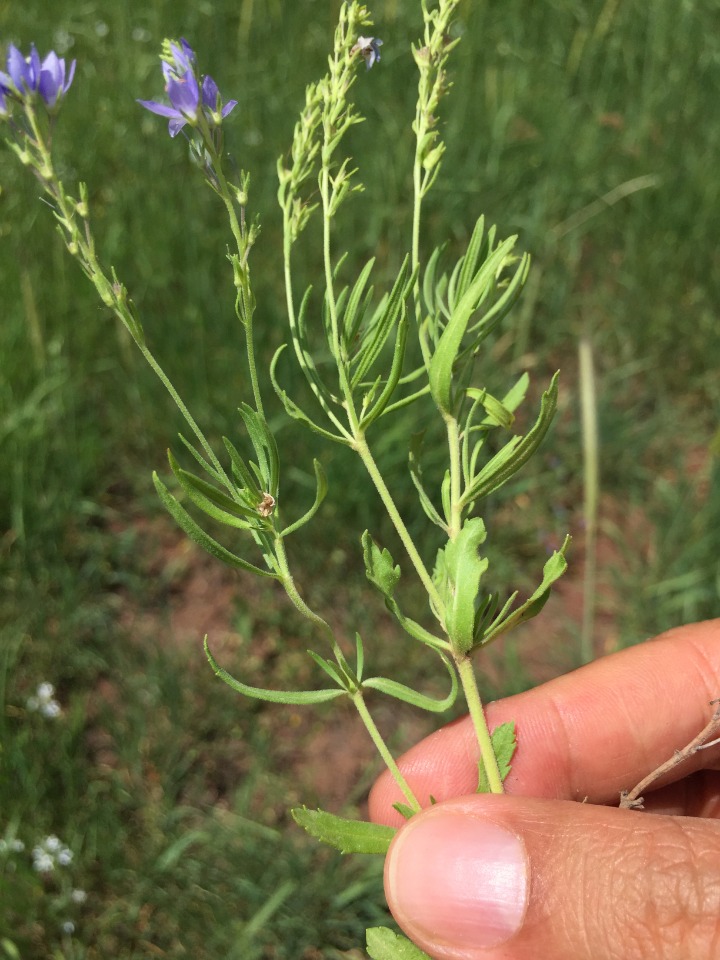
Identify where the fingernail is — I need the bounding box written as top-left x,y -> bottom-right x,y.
385,810 -> 528,951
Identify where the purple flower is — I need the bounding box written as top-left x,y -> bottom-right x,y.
352,36 -> 383,70
38,51 -> 76,110
137,37 -> 237,138
0,44 -> 76,111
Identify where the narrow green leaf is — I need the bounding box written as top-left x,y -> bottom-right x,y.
462,372 -> 560,507
351,256 -> 412,388
428,236 -> 517,414
168,453 -> 259,530
454,215 -> 486,305
291,807 -> 396,855
343,256 -> 375,343
280,459 -> 328,537
239,404 -> 280,494
477,721 -> 517,793
467,251 -> 530,337
422,242 -> 446,318
177,433 -> 224,484
153,473 -> 276,578
465,387 -> 515,429
366,927 -> 432,960
364,651 -> 457,713
408,433 -> 447,531
487,372 -> 530,421
355,632 -> 364,683
306,650 -> 349,690
383,596 -> 450,652
360,313 -> 409,429
204,638 -> 345,705
392,803 -> 416,820
222,435 -> 262,497
479,535 -> 571,647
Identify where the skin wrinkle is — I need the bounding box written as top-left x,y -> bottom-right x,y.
622,817 -> 720,959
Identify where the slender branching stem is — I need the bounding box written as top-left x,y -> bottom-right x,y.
456,655 -> 504,793
446,414 -> 463,538
353,433 -> 443,615
352,691 -> 421,813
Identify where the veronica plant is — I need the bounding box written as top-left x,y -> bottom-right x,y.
2,4 -> 568,956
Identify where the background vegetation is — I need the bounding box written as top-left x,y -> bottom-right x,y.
1,0 -> 719,955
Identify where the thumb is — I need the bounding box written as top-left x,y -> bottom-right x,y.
384,794 -> 720,960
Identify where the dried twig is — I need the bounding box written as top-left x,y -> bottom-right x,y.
620,698 -> 720,810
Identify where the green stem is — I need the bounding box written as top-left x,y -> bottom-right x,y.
25,106 -> 236,497
352,691 -> 421,813
206,134 -> 265,420
579,333 -> 599,665
446,415 -> 463,537
353,433 -> 443,615
456,655 -> 504,793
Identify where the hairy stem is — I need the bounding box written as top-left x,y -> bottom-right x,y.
352,691 -> 421,813
456,655 -> 504,793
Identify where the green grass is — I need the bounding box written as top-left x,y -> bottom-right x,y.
1,0 -> 720,955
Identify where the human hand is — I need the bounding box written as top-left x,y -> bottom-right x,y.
369,620 -> 720,960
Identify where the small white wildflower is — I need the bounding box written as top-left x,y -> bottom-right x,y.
57,847 -> 74,866
61,920 -> 76,935
94,21 -> 109,37
32,849 -> 55,873
44,835 -> 61,852
71,888 -> 87,904
27,683 -> 62,718
10,839 -> 25,852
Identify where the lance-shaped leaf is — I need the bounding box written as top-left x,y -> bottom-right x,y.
465,387 -> 515,430
428,236 -> 517,415
279,459 -> 328,537
477,535 -> 571,648
360,312 -> 409,429
350,256 -> 413,388
461,372 -> 560,507
362,531 -> 401,599
367,927 -> 432,960
177,433 -> 224,484
238,404 -> 280,495
363,651 -> 458,713
292,807 -> 396,855
342,256 -> 376,344
153,473 -> 276,578
290,286 -> 342,413
438,518 -> 489,655
450,216 -> 492,309
167,451 -> 260,530
223,435 -> 263,498
204,638 -> 345,704
408,432 -> 447,531
383,595 -> 450,653
467,250 -> 530,338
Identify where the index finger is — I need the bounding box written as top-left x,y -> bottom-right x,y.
369,620 -> 720,825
